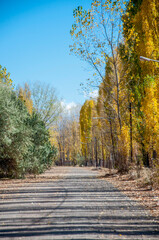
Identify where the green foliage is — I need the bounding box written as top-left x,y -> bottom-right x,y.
24,112 -> 57,175
0,84 -> 31,177
0,79 -> 58,178
76,154 -> 85,167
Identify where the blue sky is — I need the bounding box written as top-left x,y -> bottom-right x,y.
0,0 -> 94,105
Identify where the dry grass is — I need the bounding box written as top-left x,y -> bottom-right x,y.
98,167 -> 159,219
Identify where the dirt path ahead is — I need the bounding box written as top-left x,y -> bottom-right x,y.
0,167 -> 158,239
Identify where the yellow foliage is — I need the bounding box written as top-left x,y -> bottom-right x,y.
122,0 -> 159,165
121,124 -> 129,144
134,0 -> 159,76
49,126 -> 59,147
141,81 -> 159,154
0,65 -> 13,87
118,124 -> 130,171
19,84 -> 33,115
80,99 -> 96,156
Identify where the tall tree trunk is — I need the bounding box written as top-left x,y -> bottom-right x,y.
129,101 -> 133,163
94,137 -> 98,167
109,120 -> 116,167
113,56 -> 122,131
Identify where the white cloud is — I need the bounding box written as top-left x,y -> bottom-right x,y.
60,101 -> 81,120
66,102 -> 77,110
61,101 -> 77,111
88,89 -> 98,99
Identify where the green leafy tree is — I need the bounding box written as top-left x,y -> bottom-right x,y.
25,112 -> 57,174
0,84 -> 31,177
0,82 -> 58,178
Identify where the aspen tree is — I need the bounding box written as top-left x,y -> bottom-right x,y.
122,0 -> 159,167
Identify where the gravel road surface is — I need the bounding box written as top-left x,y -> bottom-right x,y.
0,167 -> 158,239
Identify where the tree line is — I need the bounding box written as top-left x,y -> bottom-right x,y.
58,0 -> 159,185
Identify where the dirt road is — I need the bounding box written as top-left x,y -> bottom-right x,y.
0,167 -> 158,239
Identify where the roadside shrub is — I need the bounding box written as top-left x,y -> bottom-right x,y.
76,154 -> 85,167
23,112 -> 57,175
0,84 -> 31,178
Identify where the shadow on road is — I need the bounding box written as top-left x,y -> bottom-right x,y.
0,167 -> 158,239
